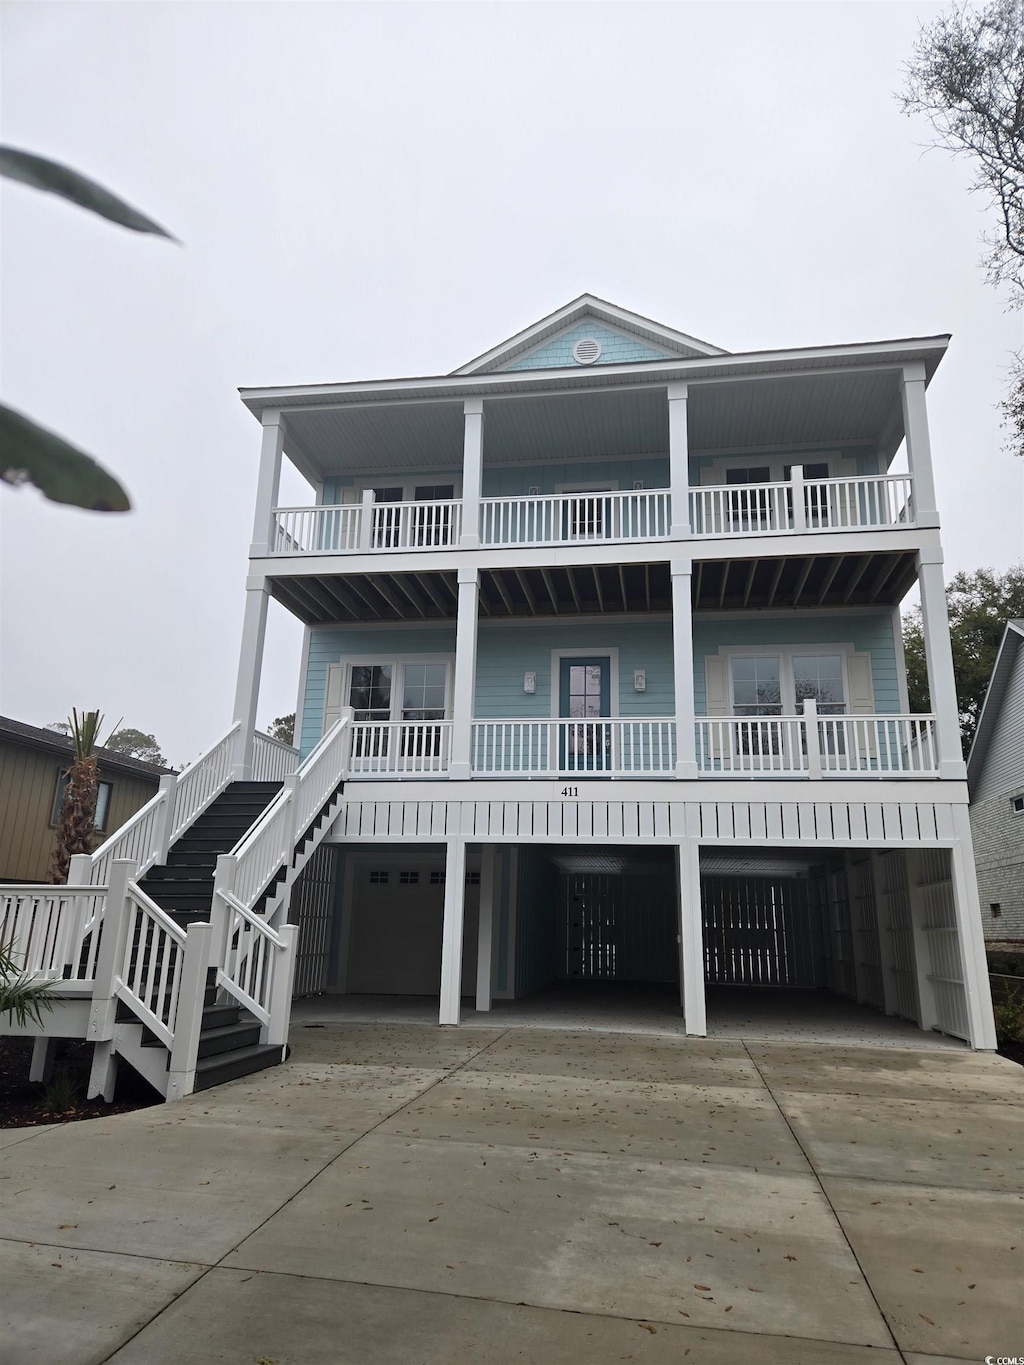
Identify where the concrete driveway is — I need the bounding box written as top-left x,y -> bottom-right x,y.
0,1023 -> 1020,1364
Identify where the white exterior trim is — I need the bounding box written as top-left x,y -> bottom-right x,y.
549,648 -> 621,719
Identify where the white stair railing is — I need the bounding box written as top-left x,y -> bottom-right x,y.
252,731 -> 300,783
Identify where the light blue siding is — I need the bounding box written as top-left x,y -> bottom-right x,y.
499,322 -> 672,372
688,445 -> 879,483
692,614 -> 900,714
482,457 -> 668,498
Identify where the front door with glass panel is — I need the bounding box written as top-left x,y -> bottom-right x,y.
559,657 -> 611,772
560,487 -> 612,541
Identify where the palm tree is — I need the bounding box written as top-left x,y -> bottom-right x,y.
48,708 -> 104,884
0,936 -> 53,1026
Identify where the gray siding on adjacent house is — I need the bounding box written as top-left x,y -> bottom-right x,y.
972,642 -> 1024,802
970,788 -> 1024,940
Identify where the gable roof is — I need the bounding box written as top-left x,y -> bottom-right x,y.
966,620 -> 1024,793
451,294 -> 728,375
0,716 -> 173,780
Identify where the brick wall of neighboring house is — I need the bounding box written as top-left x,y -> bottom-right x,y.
970,786 -> 1024,941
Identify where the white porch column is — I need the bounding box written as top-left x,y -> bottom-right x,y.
250,409 -> 285,557
949,807 -> 998,1049
460,398 -> 484,548
475,844 -> 497,1011
439,838 -> 468,1025
449,566 -> 480,780
900,364 -> 939,529
917,548 -> 967,780
905,850 -> 940,1033
677,838 -> 706,1035
667,382 -> 691,539
869,851 -> 900,1016
671,559 -> 698,778
231,576 -> 271,779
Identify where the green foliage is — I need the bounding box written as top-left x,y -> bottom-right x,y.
269,714 -> 296,746
0,144 -> 176,513
993,988 -> 1024,1046
903,563 -> 1024,752
42,1062 -> 81,1115
106,727 -> 166,766
0,936 -> 54,1028
68,709 -> 105,760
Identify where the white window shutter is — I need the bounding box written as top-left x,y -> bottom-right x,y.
323,663 -> 346,735
846,653 -> 875,714
846,651 -> 876,760
704,655 -> 729,761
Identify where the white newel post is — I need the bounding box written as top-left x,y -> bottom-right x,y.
166,920 -> 213,1100
916,548 -> 967,780
358,488 -> 375,552
210,854 -> 238,968
439,838 -> 468,1025
231,577 -> 271,780
460,398 -> 484,549
152,774 -> 178,865
268,924 -> 299,1048
449,566 -> 480,780
86,859 -> 134,1099
790,466 -> 807,533
250,409 -> 285,557
677,839 -> 706,1035
900,363 -> 939,529
671,560 -> 698,778
475,844 -> 496,1012
667,381 -> 691,539
802,699 -> 822,779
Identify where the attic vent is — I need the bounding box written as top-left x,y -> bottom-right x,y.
572,337 -> 602,365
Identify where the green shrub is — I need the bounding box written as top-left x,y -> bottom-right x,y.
993,989 -> 1024,1046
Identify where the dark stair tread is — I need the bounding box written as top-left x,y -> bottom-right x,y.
202,1004 -> 241,1030
193,1043 -> 283,1090
198,1021 -> 263,1058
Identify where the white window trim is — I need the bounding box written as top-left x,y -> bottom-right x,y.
350,476 -> 463,501
549,648 -> 620,718
344,654 -> 454,723
717,643 -> 855,715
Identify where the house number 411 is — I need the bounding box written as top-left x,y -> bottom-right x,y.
560,786 -> 579,798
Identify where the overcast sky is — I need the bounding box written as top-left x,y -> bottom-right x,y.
2,1 -> 1021,766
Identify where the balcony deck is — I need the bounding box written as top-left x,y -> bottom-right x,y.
271,475 -> 914,557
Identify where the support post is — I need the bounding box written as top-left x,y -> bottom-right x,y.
166,921 -> 213,1100
30,1037 -> 58,1084
671,560 -> 698,778
948,808 -> 997,1049
677,839 -> 706,1035
475,845 -> 496,1012
916,548 -> 968,779
87,1042 -> 118,1102
210,855 -> 237,968
449,567 -> 480,780
267,924 -> 299,1048
803,698 -> 822,779
439,839 -> 467,1025
900,363 -> 940,528
249,409 -> 285,557
231,577 -> 271,780
460,398 -> 484,548
667,382 -> 691,539
87,859 -> 135,1044
790,465 -> 806,533
904,850 -> 940,1033
68,853 -> 93,885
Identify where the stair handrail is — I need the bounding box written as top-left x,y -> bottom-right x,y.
114,881 -> 188,1049
85,722 -> 243,887
252,730 -> 300,783
213,887 -> 285,1025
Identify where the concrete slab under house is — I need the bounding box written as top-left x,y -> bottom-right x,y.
0,294 -> 998,1102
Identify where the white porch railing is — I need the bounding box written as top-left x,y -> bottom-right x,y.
115,883 -> 187,1049
471,719 -> 677,777
694,708 -> 939,777
0,883 -> 105,986
271,498 -> 462,555
479,489 -> 670,547
252,731 -> 300,783
348,721 -> 453,776
689,473 -> 914,538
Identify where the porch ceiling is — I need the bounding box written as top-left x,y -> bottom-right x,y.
280,369 -> 910,483
267,550 -> 916,626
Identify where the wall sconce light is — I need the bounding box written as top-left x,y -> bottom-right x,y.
523,672 -> 536,694
633,669 -> 646,692
528,485 -> 540,496
632,479 -> 644,490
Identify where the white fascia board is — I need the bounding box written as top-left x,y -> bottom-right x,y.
451,294 -> 728,374
238,336 -> 951,422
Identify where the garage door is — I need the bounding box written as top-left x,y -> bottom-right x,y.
347,862 -> 479,995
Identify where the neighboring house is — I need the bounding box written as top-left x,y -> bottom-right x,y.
967,620 -> 1024,942
0,296 -> 998,1105
0,717 -> 169,882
